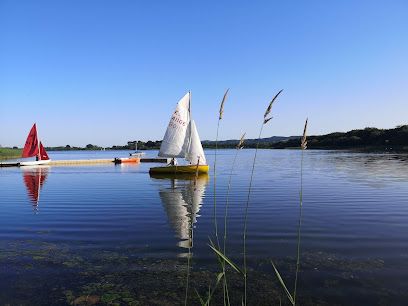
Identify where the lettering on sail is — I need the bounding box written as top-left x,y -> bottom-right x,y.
169,110 -> 187,129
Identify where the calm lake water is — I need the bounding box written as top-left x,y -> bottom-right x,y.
1,149 -> 408,305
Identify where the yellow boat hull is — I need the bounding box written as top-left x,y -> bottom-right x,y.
149,165 -> 209,174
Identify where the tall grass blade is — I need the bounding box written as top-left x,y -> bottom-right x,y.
209,241 -> 243,274
213,90 -> 229,249
216,272 -> 224,283
222,132 -> 245,306
243,122 -> 263,306
293,118 -> 308,305
195,289 -> 207,306
213,90 -> 230,305
195,272 -> 225,306
271,260 -> 295,305
243,89 -> 283,305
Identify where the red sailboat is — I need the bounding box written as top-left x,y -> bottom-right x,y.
20,123 -> 51,166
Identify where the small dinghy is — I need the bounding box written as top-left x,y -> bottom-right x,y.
149,92 -> 209,175
114,157 -> 141,164
20,124 -> 51,166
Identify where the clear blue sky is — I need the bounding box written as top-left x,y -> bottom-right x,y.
1,0 -> 407,147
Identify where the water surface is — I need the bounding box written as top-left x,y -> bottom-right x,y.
1,149 -> 408,305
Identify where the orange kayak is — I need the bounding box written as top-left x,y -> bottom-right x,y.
114,157 -> 140,164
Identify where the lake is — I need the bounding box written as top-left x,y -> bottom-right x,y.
1,149 -> 408,305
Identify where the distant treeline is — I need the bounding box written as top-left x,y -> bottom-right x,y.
35,124 -> 408,152
45,141 -> 163,151
271,125 -> 408,151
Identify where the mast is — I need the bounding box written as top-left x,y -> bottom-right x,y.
188,91 -> 191,117
185,91 -> 193,163
36,123 -> 41,161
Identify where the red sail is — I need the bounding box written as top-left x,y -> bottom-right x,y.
39,142 -> 50,160
22,124 -> 39,158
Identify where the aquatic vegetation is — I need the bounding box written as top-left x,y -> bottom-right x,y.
0,147 -> 22,160
213,88 -> 230,247
0,237 -> 397,305
243,89 -> 283,305
209,89 -> 231,305
222,132 -> 245,306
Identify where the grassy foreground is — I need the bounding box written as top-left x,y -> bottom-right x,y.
0,148 -> 22,160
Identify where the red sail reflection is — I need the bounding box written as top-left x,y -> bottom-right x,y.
22,167 -> 49,210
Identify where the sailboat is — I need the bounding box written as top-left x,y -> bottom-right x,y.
129,141 -> 145,157
20,123 -> 51,166
149,92 -> 209,174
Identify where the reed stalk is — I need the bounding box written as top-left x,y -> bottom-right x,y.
243,90 -> 283,305
221,133 -> 245,306
293,118 -> 308,304
213,89 -> 229,250
271,118 -> 308,306
243,122 -> 263,305
212,89 -> 229,304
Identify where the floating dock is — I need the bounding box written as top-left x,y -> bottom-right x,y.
1,157 -> 169,167
49,159 -> 115,165
141,158 -> 169,163
0,162 -> 20,167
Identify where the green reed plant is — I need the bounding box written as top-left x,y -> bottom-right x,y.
213,89 -> 230,248
222,133 -> 245,305
201,237 -> 244,306
194,89 -> 232,306
0,147 -> 22,160
202,90 -> 284,306
271,118 -> 308,306
243,89 -> 283,305
214,89 -> 230,304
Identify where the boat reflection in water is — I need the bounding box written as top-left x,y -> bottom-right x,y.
150,173 -> 208,254
22,166 -> 49,211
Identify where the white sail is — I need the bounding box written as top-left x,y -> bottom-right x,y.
158,92 -> 190,158
185,120 -> 206,165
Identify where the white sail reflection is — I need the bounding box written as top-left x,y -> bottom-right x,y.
151,174 -> 208,252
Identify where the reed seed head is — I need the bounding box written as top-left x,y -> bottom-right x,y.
237,132 -> 246,149
264,89 -> 283,119
264,117 -> 273,125
301,118 -> 308,150
219,88 -> 230,120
